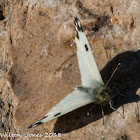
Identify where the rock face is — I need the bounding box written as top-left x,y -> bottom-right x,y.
0,0 -> 140,139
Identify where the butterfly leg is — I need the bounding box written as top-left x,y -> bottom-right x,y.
112,87 -> 126,97
117,92 -> 126,97
109,102 -> 124,119
101,105 -> 105,125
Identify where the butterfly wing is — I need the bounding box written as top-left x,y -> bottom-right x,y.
74,17 -> 104,87
27,16 -> 104,129
27,88 -> 96,129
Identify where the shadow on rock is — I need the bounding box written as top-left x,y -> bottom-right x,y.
54,50 -> 140,133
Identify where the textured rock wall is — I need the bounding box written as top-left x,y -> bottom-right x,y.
0,0 -> 140,140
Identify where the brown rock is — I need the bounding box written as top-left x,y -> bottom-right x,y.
0,0 -> 140,140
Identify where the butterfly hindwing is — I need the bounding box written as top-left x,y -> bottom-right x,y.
27,88 -> 96,129
74,16 -> 104,87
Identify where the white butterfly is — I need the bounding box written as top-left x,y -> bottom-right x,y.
27,16 -> 114,129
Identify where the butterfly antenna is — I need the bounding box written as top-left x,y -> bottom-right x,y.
109,102 -> 124,119
105,63 -> 121,87
87,104 -> 95,115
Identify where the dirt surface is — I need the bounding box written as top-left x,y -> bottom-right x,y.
0,0 -> 140,140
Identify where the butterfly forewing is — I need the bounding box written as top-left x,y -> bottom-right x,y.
27,88 -> 96,129
74,17 -> 104,87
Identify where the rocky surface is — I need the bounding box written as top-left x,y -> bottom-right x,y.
0,0 -> 140,140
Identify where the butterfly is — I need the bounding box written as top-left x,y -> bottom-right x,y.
27,16 -> 115,129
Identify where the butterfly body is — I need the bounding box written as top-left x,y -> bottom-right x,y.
94,86 -> 112,105
77,85 -> 112,104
